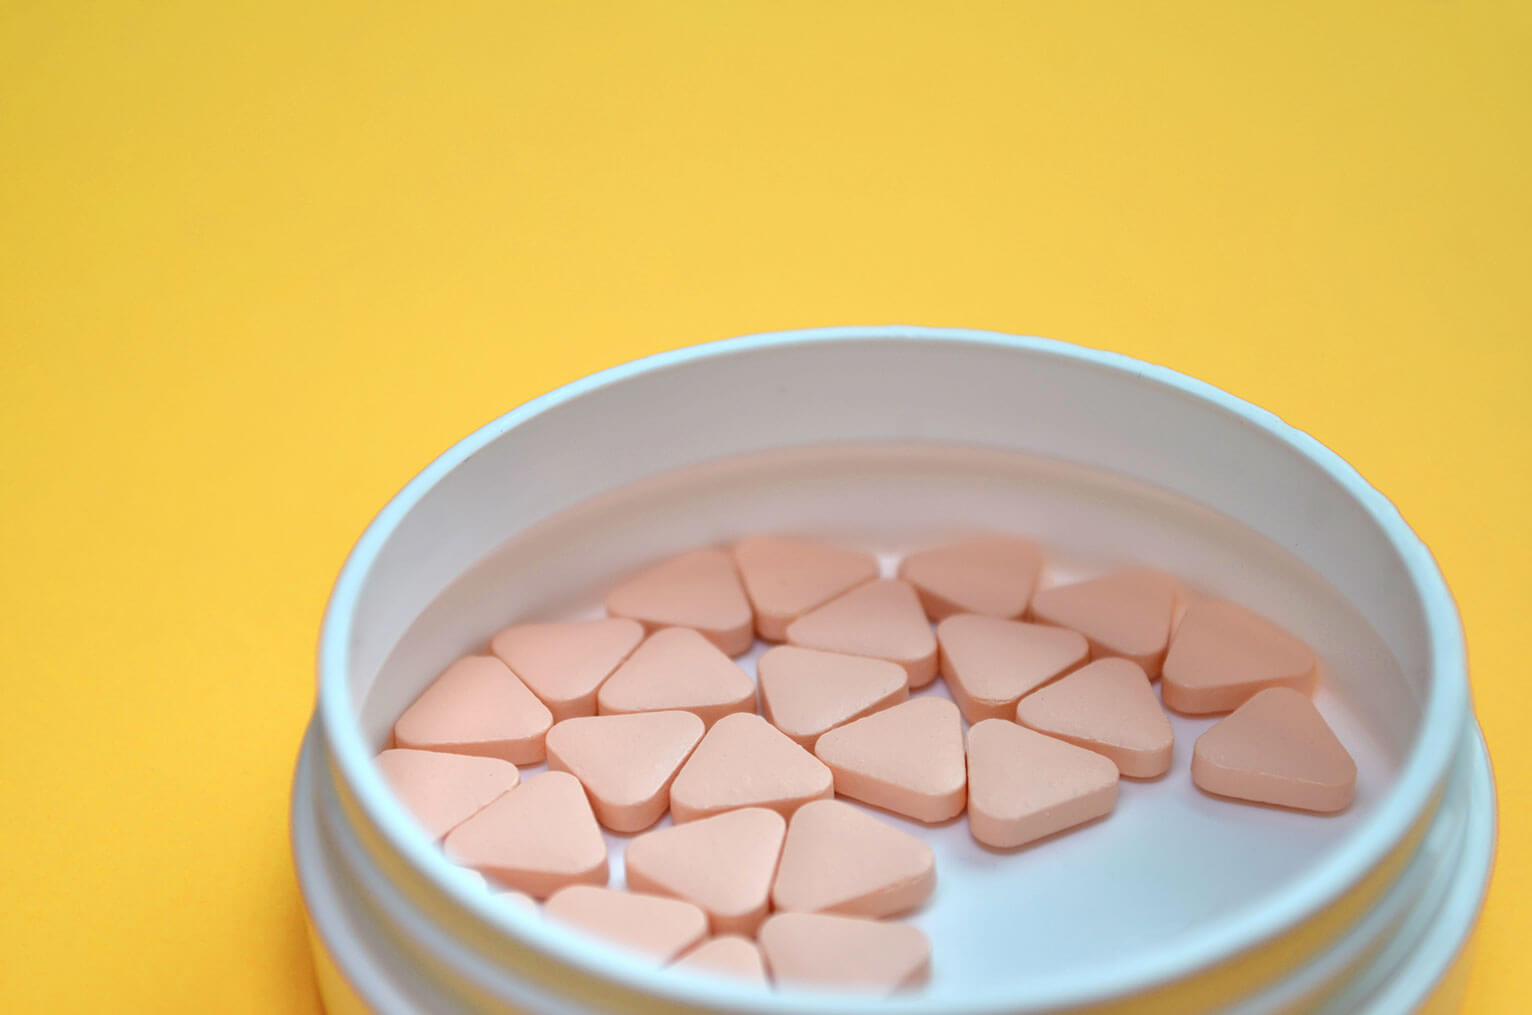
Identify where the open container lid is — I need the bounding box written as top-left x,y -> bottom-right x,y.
299,327 -> 1489,1014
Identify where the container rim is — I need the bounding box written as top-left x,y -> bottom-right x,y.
314,325 -> 1469,1014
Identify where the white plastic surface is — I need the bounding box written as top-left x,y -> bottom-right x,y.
362,443 -> 1405,1001
304,327 -> 1482,1015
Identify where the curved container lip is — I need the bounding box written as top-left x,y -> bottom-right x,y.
292,716 -> 1497,1015
312,325 -> 1473,1014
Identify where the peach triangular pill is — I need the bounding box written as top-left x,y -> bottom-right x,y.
545,710 -> 705,832
1162,600 -> 1318,714
490,618 -> 644,721
442,771 -> 608,898
898,535 -> 1042,620
758,913 -> 930,994
393,655 -> 553,765
374,748 -> 519,842
1029,568 -> 1182,677
1015,658 -> 1174,777
596,628 -> 756,727
605,548 -> 754,656
813,697 -> 966,823
625,807 -> 787,935
771,800 -> 935,919
544,885 -> 708,963
785,579 -> 938,687
965,718 -> 1118,848
669,713 -> 833,823
671,935 -> 769,985
733,535 -> 879,641
936,614 -> 1089,723
1192,687 -> 1356,812
758,645 -> 909,748
449,867 -> 488,892
497,890 -> 539,913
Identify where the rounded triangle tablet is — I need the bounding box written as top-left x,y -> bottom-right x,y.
442,771 -> 608,898
898,535 -> 1042,620
544,885 -> 708,963
965,718 -> 1119,849
812,697 -> 966,823
374,748 -> 519,842
733,535 -> 879,641
937,614 -> 1089,723
758,913 -> 931,994
671,935 -> 769,985
1029,567 -> 1182,677
393,655 -> 554,765
545,710 -> 705,832
596,627 -> 756,728
771,800 -> 935,919
785,579 -> 938,687
1162,599 -> 1318,714
448,866 -> 489,893
669,713 -> 833,823
1015,658 -> 1174,777
625,807 -> 787,935
497,890 -> 539,913
605,548 -> 754,655
490,618 -> 645,721
758,645 -> 909,748
1192,687 -> 1356,812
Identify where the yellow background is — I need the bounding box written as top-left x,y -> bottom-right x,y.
2,2 -> 1526,1011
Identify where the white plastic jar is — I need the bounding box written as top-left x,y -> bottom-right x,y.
291,327 -> 1495,1015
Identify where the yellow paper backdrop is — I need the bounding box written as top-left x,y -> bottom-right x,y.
2,2 -> 1526,1011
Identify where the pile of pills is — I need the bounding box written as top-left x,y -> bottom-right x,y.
377,535 -> 1357,994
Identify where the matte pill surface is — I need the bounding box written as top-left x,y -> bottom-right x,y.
393,655 -> 554,765
498,890 -> 539,912
544,710 -> 705,832
897,535 -> 1042,620
1192,687 -> 1356,812
625,807 -> 787,935
490,618 -> 645,721
1162,600 -> 1318,715
376,535 -> 1362,999
450,867 -> 489,892
1015,658 -> 1174,778
813,697 -> 967,823
965,718 -> 1119,849
596,627 -> 757,728
442,771 -> 608,898
757,645 -> 909,748
1029,567 -> 1182,678
670,935 -> 770,985
544,885 -> 708,963
936,614 -> 1089,723
605,548 -> 754,656
758,912 -> 931,994
733,535 -> 879,641
669,713 -> 834,823
771,799 -> 935,919
785,579 -> 939,688
374,748 -> 519,842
